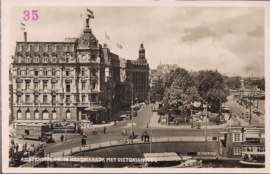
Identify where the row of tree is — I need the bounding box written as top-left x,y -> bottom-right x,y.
150,68 -> 230,118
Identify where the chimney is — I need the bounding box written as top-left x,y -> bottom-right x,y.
24,32 -> 27,41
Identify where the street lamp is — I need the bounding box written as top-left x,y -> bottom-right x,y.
191,104 -> 193,128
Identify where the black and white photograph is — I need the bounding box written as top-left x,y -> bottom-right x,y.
1,1 -> 269,172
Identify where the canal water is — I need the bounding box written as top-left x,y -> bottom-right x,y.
202,160 -> 264,168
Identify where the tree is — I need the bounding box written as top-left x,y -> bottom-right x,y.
224,76 -> 241,89
150,77 -> 164,102
195,70 -> 230,112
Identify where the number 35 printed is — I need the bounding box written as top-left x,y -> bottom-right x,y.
23,10 -> 39,21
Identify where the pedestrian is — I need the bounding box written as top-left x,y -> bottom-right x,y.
114,120 -> 117,126
81,137 -> 84,147
104,126 -> 106,134
25,142 -> 27,151
141,133 -> 144,141
11,139 -> 15,146
143,132 -> 147,142
132,131 -> 135,138
61,134 -> 64,143
15,143 -> 19,153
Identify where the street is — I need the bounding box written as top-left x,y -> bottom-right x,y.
226,95 -> 265,126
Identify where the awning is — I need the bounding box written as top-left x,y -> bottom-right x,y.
85,105 -> 106,111
245,133 -> 260,138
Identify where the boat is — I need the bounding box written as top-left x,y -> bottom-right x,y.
125,152 -> 202,168
239,152 -> 265,166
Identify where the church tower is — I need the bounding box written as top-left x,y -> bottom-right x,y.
138,43 -> 146,61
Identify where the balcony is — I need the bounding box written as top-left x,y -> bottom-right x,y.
40,103 -> 50,105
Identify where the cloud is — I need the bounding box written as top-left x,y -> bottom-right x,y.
247,25 -> 264,38
182,26 -> 215,42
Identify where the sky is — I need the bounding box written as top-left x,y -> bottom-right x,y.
9,6 -> 264,77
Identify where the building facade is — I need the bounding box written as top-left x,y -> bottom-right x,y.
219,126 -> 265,158
120,44 -> 150,107
12,20 -> 114,127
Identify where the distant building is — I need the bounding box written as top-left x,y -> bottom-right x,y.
149,63 -> 178,88
120,44 -> 150,108
219,125 -> 265,159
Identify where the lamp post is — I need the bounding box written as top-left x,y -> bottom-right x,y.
191,104 -> 193,128
205,102 -> 208,142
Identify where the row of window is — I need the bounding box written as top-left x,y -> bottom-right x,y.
17,110 -> 71,120
17,54 -> 72,63
242,146 -> 265,153
17,44 -> 75,52
17,94 -> 93,104
233,133 -> 244,142
16,68 -> 96,76
17,81 -> 96,91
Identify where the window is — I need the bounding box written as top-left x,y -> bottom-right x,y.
26,56 -> 30,63
35,56 -> 39,63
66,95 -> 71,105
66,84 -> 70,92
34,82 -> 38,89
35,45 -> 39,52
17,55 -> 22,63
44,55 -> 48,63
52,111 -> 57,120
52,82 -> 56,90
34,95 -> 39,105
82,82 -> 86,90
82,69 -> 85,76
242,146 -> 246,152
52,70 -> 56,76
91,55 -> 96,61
53,45 -> 58,52
26,81 -> 30,90
17,83 -> 21,89
35,110 -> 39,119
17,69 -> 21,76
52,55 -> 57,63
35,70 -> 39,76
26,110 -> 30,120
52,95 -> 56,105
25,69 -> 29,76
234,147 -> 241,155
92,82 -> 96,90
43,69 -> 47,76
66,54 -> 70,63
17,95 -> 21,105
43,81 -> 47,89
25,95 -> 30,103
92,69 -> 96,76
82,112 -> 86,120
233,133 -> 242,142
66,110 -> 71,120
42,110 -> 49,120
44,45 -> 48,52
82,95 -> 86,103
17,45 -> 22,51
17,110 -> 22,120
66,70 -> 70,76
43,95 -> 48,103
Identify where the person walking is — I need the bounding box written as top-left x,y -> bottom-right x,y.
11,139 -> 15,146
104,126 -> 106,134
81,137 -> 84,147
24,142 -> 27,151
61,134 -> 64,143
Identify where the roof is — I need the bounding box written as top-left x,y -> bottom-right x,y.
245,133 -> 260,138
143,152 -> 181,162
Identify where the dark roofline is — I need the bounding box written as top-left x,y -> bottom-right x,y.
16,41 -> 77,44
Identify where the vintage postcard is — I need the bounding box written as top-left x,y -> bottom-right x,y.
1,0 -> 270,173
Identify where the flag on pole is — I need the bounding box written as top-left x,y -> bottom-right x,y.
87,8 -> 94,19
21,22 -> 25,30
105,33 -> 110,40
117,43 -> 123,49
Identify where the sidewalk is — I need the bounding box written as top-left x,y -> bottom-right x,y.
149,111 -> 237,130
